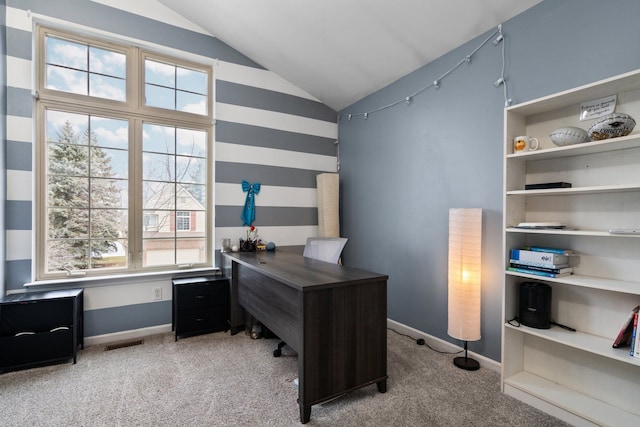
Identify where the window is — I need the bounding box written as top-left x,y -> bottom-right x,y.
36,27 -> 213,279
176,212 -> 191,231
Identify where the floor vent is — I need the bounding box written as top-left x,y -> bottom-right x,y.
104,338 -> 144,351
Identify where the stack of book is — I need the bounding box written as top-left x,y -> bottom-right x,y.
612,306 -> 640,358
508,246 -> 574,278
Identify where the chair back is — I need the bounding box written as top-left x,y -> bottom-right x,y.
303,237 -> 348,264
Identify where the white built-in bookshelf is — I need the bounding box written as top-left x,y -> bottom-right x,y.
502,69 -> 640,426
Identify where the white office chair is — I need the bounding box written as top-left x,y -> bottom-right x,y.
273,237 -> 348,357
302,237 -> 348,264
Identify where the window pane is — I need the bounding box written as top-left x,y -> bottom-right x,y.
48,208 -> 89,238
48,144 -> 89,177
45,109 -> 131,274
143,152 -> 175,181
144,59 -> 208,116
47,239 -> 89,272
45,36 -> 126,102
91,148 -> 128,179
91,240 -> 127,269
177,91 -> 206,115
90,74 -> 126,101
90,210 -> 127,239
90,116 -> 128,149
141,122 -> 208,268
143,239 -> 175,266
176,238 -> 206,264
143,181 -> 175,210
90,179 -> 127,208
145,84 -> 175,110
46,36 -> 87,69
89,46 -> 125,78
48,177 -> 89,207
177,157 -> 206,185
145,59 -> 175,87
46,64 -> 88,95
143,124 -> 175,154
176,67 -> 206,94
176,128 -> 206,157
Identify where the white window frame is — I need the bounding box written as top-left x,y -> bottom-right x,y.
35,25 -> 214,280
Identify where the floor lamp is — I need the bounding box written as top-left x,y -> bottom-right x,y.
447,208 -> 482,371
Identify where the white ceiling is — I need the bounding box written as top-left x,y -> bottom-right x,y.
156,0 -> 543,111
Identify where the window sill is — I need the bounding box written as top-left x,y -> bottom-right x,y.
23,267 -> 222,289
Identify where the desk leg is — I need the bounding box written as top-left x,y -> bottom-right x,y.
300,404 -> 311,424
377,379 -> 387,393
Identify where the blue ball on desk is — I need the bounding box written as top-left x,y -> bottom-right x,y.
266,242 -> 276,251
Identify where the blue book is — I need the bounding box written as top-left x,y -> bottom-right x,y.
510,249 -> 569,265
521,246 -> 575,255
507,266 -> 572,278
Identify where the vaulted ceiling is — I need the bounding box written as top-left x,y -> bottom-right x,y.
157,0 -> 543,111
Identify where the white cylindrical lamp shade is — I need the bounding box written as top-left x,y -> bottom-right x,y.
316,173 -> 340,238
447,208 -> 482,342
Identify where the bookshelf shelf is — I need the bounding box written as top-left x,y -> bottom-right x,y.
503,371 -> 640,426
506,227 -> 640,237
506,183 -> 640,196
506,133 -> 640,161
505,271 -> 640,295
504,323 -> 640,367
502,69 -> 640,425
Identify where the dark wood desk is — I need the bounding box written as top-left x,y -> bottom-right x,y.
223,251 -> 388,424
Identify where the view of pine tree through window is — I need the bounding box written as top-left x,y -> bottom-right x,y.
37,27 -> 212,278
46,110 -> 128,272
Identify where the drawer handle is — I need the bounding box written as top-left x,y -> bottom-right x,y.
195,295 -> 206,299
195,318 -> 205,322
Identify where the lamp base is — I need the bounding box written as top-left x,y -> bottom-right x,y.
453,356 -> 480,371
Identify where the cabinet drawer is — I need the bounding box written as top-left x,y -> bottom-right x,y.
0,329 -> 73,370
0,299 -> 73,334
176,308 -> 227,335
175,284 -> 226,309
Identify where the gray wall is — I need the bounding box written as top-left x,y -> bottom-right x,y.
338,0 -> 640,362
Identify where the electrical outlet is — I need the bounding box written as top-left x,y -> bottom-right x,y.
153,287 -> 162,301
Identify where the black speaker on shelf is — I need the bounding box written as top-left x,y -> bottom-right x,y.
519,282 -> 551,329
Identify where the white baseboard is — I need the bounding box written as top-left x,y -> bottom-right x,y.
387,318 -> 501,373
84,324 -> 172,347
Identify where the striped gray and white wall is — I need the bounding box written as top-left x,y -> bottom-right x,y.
3,0 -> 337,343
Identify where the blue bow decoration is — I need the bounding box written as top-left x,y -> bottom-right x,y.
241,180 -> 261,226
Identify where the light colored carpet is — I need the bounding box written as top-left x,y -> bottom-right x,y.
0,329 -> 567,426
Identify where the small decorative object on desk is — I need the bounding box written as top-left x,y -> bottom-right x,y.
240,226 -> 258,251
587,113 -> 636,140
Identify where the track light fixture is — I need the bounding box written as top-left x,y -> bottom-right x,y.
494,78 -> 505,87
433,80 -> 440,89
492,34 -> 503,46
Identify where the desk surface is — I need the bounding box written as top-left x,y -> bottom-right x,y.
223,250 -> 387,291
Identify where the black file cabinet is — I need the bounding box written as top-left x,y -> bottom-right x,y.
172,277 -> 228,341
0,288 -> 84,373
